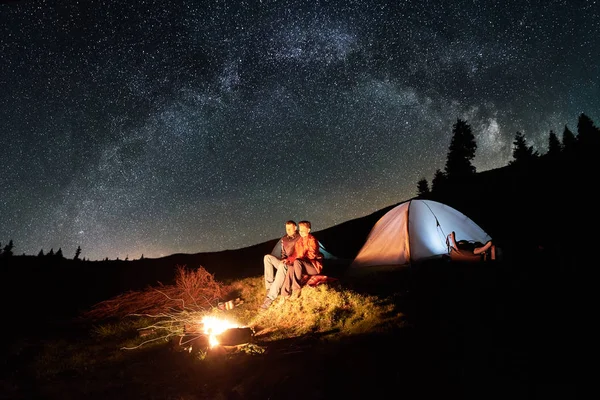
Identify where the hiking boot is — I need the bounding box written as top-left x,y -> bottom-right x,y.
260,297 -> 273,310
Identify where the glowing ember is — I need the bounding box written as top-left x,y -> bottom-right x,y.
201,316 -> 240,348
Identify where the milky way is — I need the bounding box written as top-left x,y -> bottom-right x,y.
1,0 -> 598,260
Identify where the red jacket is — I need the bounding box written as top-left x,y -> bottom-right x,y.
291,234 -> 323,274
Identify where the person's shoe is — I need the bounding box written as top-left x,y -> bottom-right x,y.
260,297 -> 273,310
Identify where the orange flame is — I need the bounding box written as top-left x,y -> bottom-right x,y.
201,316 -> 240,348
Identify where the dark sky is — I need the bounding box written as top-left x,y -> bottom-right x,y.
1,0 -> 599,261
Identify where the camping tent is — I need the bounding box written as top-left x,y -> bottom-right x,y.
347,199 -> 492,274
270,238 -> 337,260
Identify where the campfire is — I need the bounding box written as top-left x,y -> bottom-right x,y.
183,315 -> 254,350
201,316 -> 242,347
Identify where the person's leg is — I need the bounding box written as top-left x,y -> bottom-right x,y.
266,260 -> 288,300
281,266 -> 294,297
290,259 -> 319,292
263,254 -> 279,291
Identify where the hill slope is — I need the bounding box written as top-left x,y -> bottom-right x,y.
1,151 -> 589,400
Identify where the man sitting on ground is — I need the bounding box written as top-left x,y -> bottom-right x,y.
261,220 -> 300,310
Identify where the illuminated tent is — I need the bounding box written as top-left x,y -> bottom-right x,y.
347,199 -> 492,275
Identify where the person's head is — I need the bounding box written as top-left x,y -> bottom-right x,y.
298,220 -> 311,237
285,220 -> 297,236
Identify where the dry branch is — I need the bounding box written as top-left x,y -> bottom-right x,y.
82,265 -> 227,321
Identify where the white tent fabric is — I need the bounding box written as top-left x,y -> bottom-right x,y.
348,199 -> 491,273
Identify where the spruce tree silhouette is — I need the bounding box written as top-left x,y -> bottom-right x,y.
510,131 -> 539,166
2,240 -> 14,257
74,246 -> 81,260
431,168 -> 447,193
546,130 -> 562,159
416,178 -> 430,197
577,112 -> 600,152
444,118 -> 477,181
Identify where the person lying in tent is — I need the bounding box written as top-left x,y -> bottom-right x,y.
281,220 -> 324,299
447,231 -> 495,260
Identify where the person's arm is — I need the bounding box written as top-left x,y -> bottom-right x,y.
285,252 -> 296,265
306,236 -> 323,273
285,240 -> 300,264
286,242 -> 298,264
306,236 -> 320,260
280,237 -> 287,260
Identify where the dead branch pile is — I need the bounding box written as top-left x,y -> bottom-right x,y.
82,265 -> 226,321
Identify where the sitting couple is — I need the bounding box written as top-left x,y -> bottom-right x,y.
261,220 -> 323,310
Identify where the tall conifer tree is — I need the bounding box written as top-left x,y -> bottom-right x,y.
444,118 -> 477,180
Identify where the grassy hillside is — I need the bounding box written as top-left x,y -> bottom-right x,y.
0,151 -> 589,399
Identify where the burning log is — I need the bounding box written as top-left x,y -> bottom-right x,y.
173,327 -> 255,356
217,327 -> 254,346
177,316 -> 254,352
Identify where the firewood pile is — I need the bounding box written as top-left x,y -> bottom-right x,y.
82,266 -> 227,321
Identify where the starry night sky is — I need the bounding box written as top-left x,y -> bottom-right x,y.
1,0 -> 598,261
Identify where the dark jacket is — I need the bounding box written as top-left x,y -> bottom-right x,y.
281,234 -> 300,260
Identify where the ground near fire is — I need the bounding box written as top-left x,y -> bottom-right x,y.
1,251 -> 580,400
